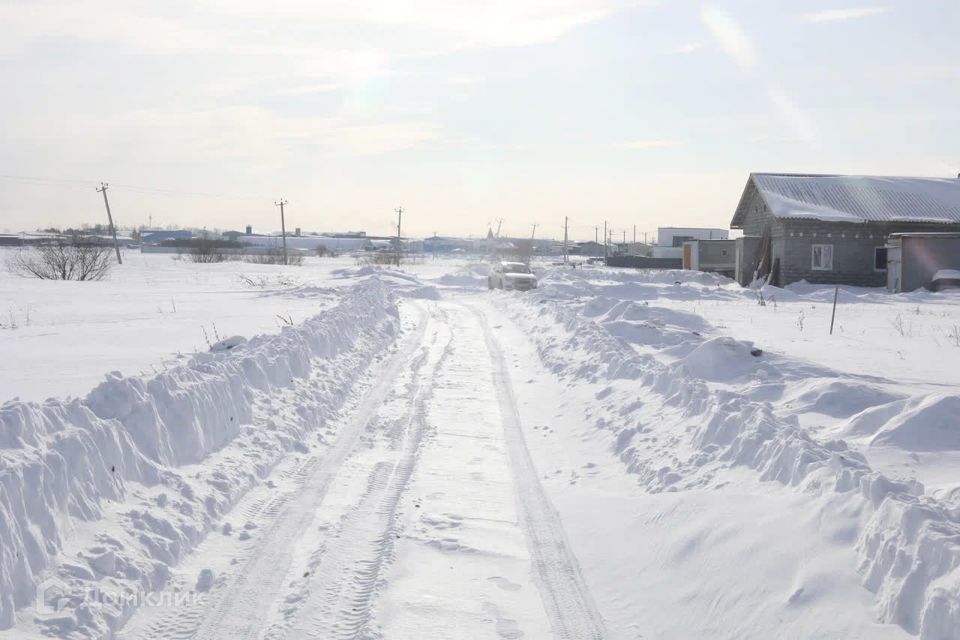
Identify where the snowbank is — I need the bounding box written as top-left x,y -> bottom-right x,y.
871,395 -> 960,452
509,285 -> 960,639
0,278 -> 400,632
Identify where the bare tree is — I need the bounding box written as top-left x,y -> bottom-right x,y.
189,239 -> 229,263
243,248 -> 303,266
7,238 -> 113,281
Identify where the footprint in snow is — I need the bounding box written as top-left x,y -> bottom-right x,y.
487,576 -> 521,592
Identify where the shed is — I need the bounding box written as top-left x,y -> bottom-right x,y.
886,232 -> 960,292
682,239 -> 735,277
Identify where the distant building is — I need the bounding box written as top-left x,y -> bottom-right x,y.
424,236 -> 474,253
141,229 -> 193,244
730,173 -> 960,287
653,227 -> 728,259
220,232 -> 372,253
572,241 -> 605,256
682,239 -> 736,278
618,241 -> 653,257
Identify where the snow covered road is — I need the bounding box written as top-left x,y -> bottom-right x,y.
114,298 -> 605,640
6,258 -> 960,639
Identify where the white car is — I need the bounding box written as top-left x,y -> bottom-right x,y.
488,261 -> 538,291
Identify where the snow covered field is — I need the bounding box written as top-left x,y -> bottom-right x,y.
2,252 -> 960,639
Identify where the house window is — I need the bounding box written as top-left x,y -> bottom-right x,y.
874,247 -> 888,271
812,244 -> 833,271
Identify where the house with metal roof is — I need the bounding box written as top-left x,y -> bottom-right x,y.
729,173 -> 960,287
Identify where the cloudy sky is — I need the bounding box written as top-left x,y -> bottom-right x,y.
1,1 -> 957,239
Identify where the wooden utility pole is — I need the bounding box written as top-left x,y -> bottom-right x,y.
603,220 -> 608,259
563,216 -> 569,264
594,225 -> 599,244
395,206 -> 404,267
521,223 -> 536,265
275,198 -> 289,265
96,182 -> 122,264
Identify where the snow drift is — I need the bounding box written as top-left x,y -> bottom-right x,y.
0,278 -> 400,632
510,268 -> 960,639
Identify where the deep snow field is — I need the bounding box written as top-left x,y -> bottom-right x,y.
1,250 -> 959,639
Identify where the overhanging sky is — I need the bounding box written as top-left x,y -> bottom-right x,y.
1,1 -> 957,240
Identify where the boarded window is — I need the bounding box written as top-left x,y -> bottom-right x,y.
874,247 -> 888,271
812,244 -> 833,270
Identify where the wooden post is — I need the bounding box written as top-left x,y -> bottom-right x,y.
829,286 -> 839,335
395,206 -> 403,267
96,183 -> 122,264
275,199 -> 289,265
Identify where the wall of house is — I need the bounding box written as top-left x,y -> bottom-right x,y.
737,188 -> 783,238
735,236 -> 762,285
777,221 -> 885,286
695,240 -> 736,273
901,236 -> 960,291
779,221 -> 960,287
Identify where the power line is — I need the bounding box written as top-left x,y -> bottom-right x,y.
0,173 -> 273,200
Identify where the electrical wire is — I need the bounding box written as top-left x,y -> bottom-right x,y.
0,173 -> 273,200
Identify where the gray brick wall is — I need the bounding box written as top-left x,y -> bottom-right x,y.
738,187 -> 784,237
778,222 -> 887,286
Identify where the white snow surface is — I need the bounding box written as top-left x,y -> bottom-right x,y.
0,271 -> 400,634
2,254 -> 960,639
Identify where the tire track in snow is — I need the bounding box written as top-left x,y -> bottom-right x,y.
474,306 -> 609,640
119,308 -> 430,640
278,306 -> 453,640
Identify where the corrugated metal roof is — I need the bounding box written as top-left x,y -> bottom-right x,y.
741,173 -> 960,225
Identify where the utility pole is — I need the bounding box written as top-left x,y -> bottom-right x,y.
395,206 -> 404,267
96,182 -> 122,264
529,223 -> 538,263
603,220 -> 608,259
275,198 -> 288,265
622,230 -> 626,244
563,216 -> 569,265
495,218 -> 504,238
633,224 -> 636,244
594,225 -> 599,244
